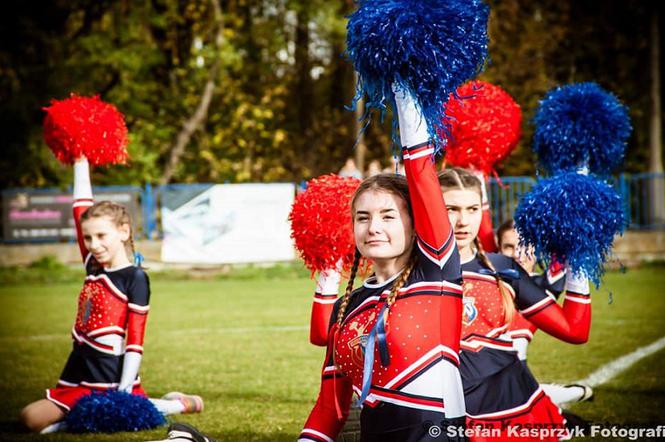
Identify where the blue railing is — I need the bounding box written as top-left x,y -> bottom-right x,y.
487,173 -> 665,230
487,176 -> 536,229
3,173 -> 664,242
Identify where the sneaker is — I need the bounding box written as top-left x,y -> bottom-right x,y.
166,422 -> 217,442
161,391 -> 205,413
564,383 -> 594,402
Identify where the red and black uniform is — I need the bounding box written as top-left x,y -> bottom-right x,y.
460,254 -> 589,441
45,198 -> 150,411
505,261 -> 566,345
299,143 -> 465,442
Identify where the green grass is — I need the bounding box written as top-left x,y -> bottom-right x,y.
0,266 -> 664,441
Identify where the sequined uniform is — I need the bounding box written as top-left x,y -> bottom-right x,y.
459,254 -> 589,441
44,197 -> 150,411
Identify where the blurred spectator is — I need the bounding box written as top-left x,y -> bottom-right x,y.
383,160 -> 405,176
338,158 -> 363,179
365,160 -> 382,178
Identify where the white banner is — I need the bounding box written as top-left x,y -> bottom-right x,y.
161,183 -> 296,264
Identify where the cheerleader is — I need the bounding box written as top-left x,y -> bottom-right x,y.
299,89 -> 466,441
438,168 -> 592,441
19,158 -> 203,433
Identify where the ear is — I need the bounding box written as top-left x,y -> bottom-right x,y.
118,223 -> 131,242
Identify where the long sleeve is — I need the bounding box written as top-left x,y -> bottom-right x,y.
72,158 -> 94,262
309,269 -> 341,347
394,86 -> 465,420
299,324 -> 354,442
125,269 -> 151,354
394,87 -> 460,282
515,265 -> 590,345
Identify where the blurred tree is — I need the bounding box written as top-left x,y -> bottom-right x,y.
0,0 -> 659,189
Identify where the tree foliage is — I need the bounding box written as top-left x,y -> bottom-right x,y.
0,0 -> 658,189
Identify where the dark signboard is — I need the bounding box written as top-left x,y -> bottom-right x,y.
2,188 -> 141,242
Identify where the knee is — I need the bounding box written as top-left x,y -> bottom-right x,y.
19,403 -> 51,433
19,406 -> 38,432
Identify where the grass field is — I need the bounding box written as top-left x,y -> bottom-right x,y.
0,262 -> 664,441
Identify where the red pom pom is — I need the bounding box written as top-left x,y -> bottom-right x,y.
442,81 -> 521,175
43,94 -> 129,166
290,174 -> 361,274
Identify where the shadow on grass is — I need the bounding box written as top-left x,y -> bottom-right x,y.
212,429 -> 296,441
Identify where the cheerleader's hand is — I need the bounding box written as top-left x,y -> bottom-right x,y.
564,264 -> 590,295
392,83 -> 429,148
118,351 -> 142,394
316,259 -> 343,295
117,383 -> 133,394
73,157 -> 93,200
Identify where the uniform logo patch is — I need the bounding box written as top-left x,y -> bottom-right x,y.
463,297 -> 478,325
347,311 -> 376,367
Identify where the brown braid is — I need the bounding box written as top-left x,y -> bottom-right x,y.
386,251 -> 417,306
80,201 -> 139,267
474,237 -> 516,324
336,249 -> 362,326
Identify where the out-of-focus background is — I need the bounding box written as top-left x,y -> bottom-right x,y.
0,1 -> 664,441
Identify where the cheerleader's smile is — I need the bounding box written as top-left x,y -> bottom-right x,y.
81,215 -> 131,268
353,188 -> 414,275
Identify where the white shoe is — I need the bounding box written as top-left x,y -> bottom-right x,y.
564,383 -> 594,402
161,391 -> 204,413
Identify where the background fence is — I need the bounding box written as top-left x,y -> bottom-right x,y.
487,173 -> 665,231
2,173 -> 664,243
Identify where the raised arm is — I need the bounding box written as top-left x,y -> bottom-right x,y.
72,158 -> 94,262
394,87 -> 459,279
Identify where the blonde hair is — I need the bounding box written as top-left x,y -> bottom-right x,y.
80,201 -> 139,267
438,168 -> 515,324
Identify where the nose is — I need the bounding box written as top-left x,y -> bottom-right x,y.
89,237 -> 100,250
368,216 -> 383,235
457,210 -> 470,226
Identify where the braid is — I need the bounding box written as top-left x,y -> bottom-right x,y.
474,238 -> 515,324
337,249 -> 362,326
386,251 -> 417,306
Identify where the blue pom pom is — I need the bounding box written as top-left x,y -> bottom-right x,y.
346,0 -> 489,150
66,391 -> 165,433
514,172 -> 626,286
533,82 -> 632,175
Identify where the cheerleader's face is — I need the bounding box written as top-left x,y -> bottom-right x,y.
443,189 -> 482,252
353,189 -> 414,263
499,228 -> 536,273
81,216 -> 131,267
